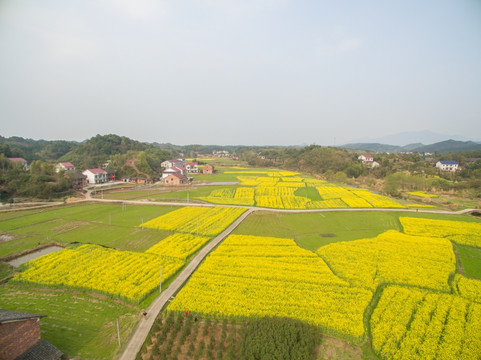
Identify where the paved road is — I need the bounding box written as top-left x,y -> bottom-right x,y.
118,208 -> 254,360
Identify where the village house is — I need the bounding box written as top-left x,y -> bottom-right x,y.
185,162 -> 199,174
105,168 -> 116,182
70,171 -> 87,189
162,166 -> 185,179
161,159 -> 185,169
164,173 -> 188,185
82,168 -> 107,184
0,309 -> 63,360
8,157 -> 28,170
203,164 -> 215,174
358,154 -> 374,163
436,160 -> 459,172
56,162 -> 75,173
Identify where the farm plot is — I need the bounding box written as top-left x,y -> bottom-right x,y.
400,217 -> 481,247
168,234 -> 372,339
371,285 -> 481,360
142,207 -> 246,236
198,172 -> 407,210
317,230 -> 456,291
0,203 -> 177,257
13,244 -> 184,303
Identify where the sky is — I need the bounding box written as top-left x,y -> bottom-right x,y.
1,0 -> 480,146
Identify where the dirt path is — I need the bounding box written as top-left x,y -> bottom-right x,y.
118,209 -> 254,360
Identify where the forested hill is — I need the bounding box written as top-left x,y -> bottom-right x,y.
59,134 -> 172,176
0,136 -> 77,162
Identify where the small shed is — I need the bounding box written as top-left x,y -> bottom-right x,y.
0,309 -> 63,360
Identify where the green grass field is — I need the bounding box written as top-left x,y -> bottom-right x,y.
233,211 -> 401,250
0,203 -> 178,257
233,211 -> 480,251
455,244 -> 481,280
0,283 -> 139,359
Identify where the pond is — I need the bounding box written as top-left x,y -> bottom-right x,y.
8,246 -> 64,268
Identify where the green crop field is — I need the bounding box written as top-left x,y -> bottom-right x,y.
0,203 -> 178,257
0,283 -> 139,359
233,211 -> 480,251
232,211 -> 401,250
455,244 -> 481,280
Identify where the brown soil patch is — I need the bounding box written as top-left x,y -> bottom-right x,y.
318,336 -> 363,360
51,221 -> 88,233
0,234 -> 15,243
140,315 -> 241,360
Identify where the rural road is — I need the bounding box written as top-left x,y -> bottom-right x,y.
118,208 -> 254,360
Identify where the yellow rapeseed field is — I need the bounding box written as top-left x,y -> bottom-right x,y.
400,217 -> 481,247
168,234 -> 372,339
13,244 -> 184,302
142,207 -> 246,236
146,233 -> 211,260
318,230 -> 455,291
371,285 -> 481,360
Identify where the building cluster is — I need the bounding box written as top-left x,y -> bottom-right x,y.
6,157 -> 217,188
357,155 -> 380,168
358,155 -> 460,172
160,159 -> 215,185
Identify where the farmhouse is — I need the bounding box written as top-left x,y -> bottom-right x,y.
161,159 -> 185,169
8,157 -> 29,170
203,164 -> 215,174
164,173 -> 188,185
70,171 -> 87,189
82,168 -> 107,184
162,166 -> 185,179
436,161 -> 458,172
56,162 -> 75,173
185,162 -> 199,174
358,155 -> 374,163
0,309 -> 63,360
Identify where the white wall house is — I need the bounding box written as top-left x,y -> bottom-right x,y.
82,168 -> 107,184
161,167 -> 186,179
56,162 -> 76,173
161,159 -> 185,169
358,155 -> 374,163
436,161 -> 458,172
185,162 -> 198,174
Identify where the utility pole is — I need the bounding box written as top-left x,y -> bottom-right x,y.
117,319 -> 121,346
160,267 -> 162,293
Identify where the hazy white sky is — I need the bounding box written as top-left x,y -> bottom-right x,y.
1,0 -> 480,145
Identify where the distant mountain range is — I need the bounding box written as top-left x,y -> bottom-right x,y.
347,130 -> 477,146
340,139 -> 481,154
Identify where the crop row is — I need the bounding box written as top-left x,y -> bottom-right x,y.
371,285 -> 481,360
